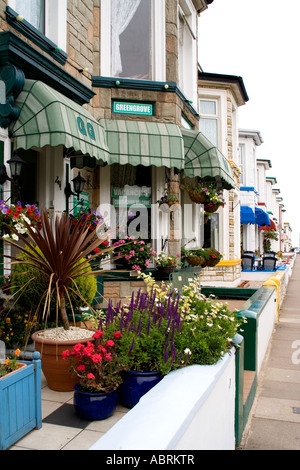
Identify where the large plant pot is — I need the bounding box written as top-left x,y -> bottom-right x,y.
119,370 -> 163,409
31,329 -> 95,392
73,384 -> 119,421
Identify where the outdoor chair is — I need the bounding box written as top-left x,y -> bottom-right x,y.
261,256 -> 276,271
243,251 -> 255,257
262,251 -> 276,258
241,254 -> 254,271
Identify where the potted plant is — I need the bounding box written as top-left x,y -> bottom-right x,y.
154,252 -> 180,276
102,289 -> 189,408
186,183 -> 211,204
112,236 -> 156,271
0,345 -> 42,450
2,208 -> 115,391
62,329 -> 124,421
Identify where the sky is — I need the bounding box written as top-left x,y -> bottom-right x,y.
198,0 -> 300,246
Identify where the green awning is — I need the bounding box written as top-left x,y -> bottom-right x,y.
10,80 -> 109,165
100,119 -> 185,169
182,128 -> 235,190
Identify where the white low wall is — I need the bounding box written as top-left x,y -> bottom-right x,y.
90,348 -> 236,451
256,288 -> 277,373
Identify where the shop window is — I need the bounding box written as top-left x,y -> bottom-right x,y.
111,163 -> 152,241
101,0 -> 165,81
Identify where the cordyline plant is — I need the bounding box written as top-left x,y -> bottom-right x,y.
101,288 -> 190,375
1,208 -> 115,332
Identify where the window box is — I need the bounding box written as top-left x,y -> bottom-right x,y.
0,351 -> 42,450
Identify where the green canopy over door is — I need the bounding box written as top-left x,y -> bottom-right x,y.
10,80 -> 109,166
182,128 -> 235,190
100,119 -> 185,170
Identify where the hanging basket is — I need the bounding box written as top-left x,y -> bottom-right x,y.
204,203 -> 222,213
187,189 -> 207,204
205,259 -> 220,267
186,254 -> 206,267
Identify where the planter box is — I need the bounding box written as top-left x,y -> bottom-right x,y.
0,351 -> 42,450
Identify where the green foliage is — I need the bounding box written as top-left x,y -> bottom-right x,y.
11,247 -> 97,318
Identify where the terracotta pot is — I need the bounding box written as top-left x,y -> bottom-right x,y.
31,329 -> 95,392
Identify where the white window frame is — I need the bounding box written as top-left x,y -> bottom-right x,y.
100,0 -> 166,81
198,89 -> 227,155
178,0 -> 197,105
7,0 -> 67,51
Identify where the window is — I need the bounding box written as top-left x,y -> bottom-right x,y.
101,0 -> 165,81
239,144 -> 245,185
203,213 -> 219,250
15,0 -> 45,33
112,0 -> 151,79
7,0 -> 67,51
199,99 -> 218,146
178,0 -> 197,104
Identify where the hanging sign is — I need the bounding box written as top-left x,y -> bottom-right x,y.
73,191 -> 90,215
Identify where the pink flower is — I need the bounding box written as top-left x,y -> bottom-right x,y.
91,354 -> 103,363
140,247 -> 144,251
113,331 -> 122,339
104,353 -> 112,361
105,339 -> 114,347
132,264 -> 141,271
129,250 -> 135,255
145,260 -> 149,267
87,373 -> 95,379
77,364 -> 86,371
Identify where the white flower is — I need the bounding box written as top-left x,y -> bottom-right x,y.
11,233 -> 19,241
184,348 -> 192,356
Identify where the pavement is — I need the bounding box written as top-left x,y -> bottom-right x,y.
8,257 -> 300,451
240,255 -> 300,450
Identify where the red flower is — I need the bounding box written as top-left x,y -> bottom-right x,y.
92,330 -> 104,339
113,331 -> 122,339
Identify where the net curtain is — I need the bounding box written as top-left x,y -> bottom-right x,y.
111,0 -> 142,77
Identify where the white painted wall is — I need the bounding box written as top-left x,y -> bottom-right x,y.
90,348 -> 236,451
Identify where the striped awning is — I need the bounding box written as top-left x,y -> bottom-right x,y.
10,80 -> 109,165
181,129 -> 235,190
100,119 -> 185,170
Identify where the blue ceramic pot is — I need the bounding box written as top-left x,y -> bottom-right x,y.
73,384 -> 119,421
119,370 -> 163,409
